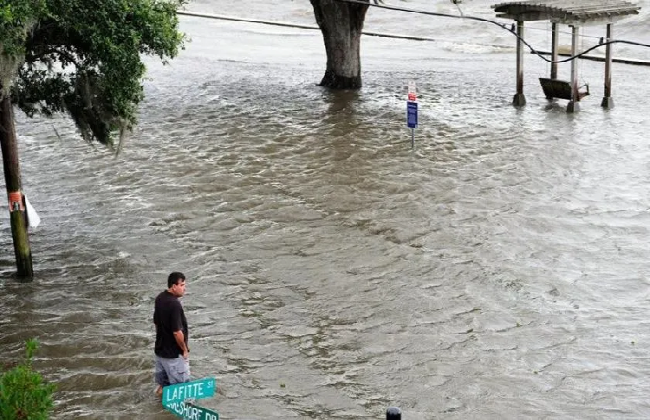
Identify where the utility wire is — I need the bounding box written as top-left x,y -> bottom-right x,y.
339,0 -> 650,64
177,3 -> 650,65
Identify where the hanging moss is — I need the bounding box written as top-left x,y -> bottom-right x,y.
3,0 -> 187,150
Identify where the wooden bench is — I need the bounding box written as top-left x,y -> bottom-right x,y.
539,78 -> 589,101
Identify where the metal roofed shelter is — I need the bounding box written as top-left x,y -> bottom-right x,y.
492,0 -> 641,112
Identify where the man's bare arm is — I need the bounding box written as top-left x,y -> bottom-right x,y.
173,330 -> 189,358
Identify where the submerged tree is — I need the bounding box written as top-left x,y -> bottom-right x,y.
0,0 -> 186,279
310,0 -> 371,89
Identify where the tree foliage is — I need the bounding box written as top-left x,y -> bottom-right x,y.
0,0 -> 187,148
0,339 -> 55,420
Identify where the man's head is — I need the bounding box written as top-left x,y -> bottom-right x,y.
167,272 -> 186,297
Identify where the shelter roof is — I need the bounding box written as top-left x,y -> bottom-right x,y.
492,0 -> 641,24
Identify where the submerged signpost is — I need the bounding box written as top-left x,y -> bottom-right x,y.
407,81 -> 418,148
163,377 -> 218,420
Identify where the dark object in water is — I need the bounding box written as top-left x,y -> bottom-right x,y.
539,77 -> 589,101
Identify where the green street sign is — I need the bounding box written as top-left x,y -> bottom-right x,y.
164,400 -> 220,420
163,377 -> 216,407
184,403 -> 220,420
163,377 -> 218,419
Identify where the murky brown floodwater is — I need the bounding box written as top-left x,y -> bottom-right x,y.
2,2 -> 650,419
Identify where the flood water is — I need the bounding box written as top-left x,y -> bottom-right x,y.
2,1 -> 650,419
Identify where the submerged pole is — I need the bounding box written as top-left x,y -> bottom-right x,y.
550,22 -> 559,81
513,20 -> 526,106
0,94 -> 33,280
567,25 -> 580,113
601,23 -> 614,109
386,407 -> 402,420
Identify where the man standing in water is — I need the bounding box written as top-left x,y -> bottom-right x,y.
154,272 -> 190,397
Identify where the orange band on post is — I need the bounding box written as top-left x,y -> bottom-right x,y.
8,191 -> 24,212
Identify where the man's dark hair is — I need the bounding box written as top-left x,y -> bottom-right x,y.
168,272 -> 186,288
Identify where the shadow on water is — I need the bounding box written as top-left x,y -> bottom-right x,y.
320,88 -> 361,114
319,88 -> 362,133
311,88 -> 372,181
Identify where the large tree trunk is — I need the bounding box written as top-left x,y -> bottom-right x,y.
0,92 -> 34,280
310,0 -> 369,89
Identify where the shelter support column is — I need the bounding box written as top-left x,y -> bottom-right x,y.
567,25 -> 580,113
601,24 -> 614,109
550,23 -> 559,80
545,22 -> 559,100
513,20 -> 526,106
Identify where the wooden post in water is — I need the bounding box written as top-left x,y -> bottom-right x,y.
601,23 -> 615,109
550,23 -> 559,81
545,22 -> 560,101
513,20 -> 526,106
386,407 -> 402,420
0,94 -> 34,280
567,25 -> 580,113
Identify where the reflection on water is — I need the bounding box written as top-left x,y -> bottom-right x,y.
1,8 -> 650,420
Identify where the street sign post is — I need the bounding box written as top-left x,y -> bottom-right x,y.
407,101 -> 418,129
163,377 -> 216,406
408,81 -> 417,101
163,377 -> 218,419
406,81 -> 418,148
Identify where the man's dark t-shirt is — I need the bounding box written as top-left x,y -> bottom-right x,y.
153,290 -> 189,358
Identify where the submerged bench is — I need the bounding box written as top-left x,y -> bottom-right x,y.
539,77 -> 589,101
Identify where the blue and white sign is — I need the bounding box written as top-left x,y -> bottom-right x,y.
407,101 -> 418,128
